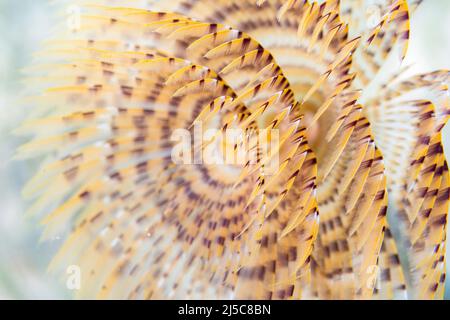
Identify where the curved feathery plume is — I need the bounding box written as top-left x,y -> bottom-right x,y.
335,0 -> 450,299
372,227 -> 407,299
363,70 -> 450,299
17,5 -> 319,299
152,0 -> 389,299
340,0 -> 411,88
17,0 -> 449,300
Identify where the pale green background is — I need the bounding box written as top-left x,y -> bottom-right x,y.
0,0 -> 449,299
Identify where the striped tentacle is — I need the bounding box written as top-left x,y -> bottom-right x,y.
339,0 -> 411,88
372,227 -> 407,300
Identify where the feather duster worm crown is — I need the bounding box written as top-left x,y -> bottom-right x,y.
17,0 -> 449,299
